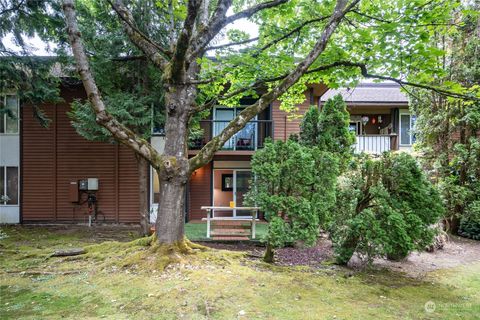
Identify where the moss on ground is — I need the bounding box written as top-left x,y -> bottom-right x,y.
1,226 -> 479,319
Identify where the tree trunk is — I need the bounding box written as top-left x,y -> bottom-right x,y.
263,242 -> 275,263
154,84 -> 193,245
155,177 -> 187,244
137,155 -> 150,236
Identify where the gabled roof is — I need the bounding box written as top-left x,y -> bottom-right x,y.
320,82 -> 408,104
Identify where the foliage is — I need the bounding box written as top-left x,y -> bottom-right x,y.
246,139 -> 338,261
330,152 -> 444,265
0,1 -> 66,126
300,94 -> 355,169
410,2 -> 480,237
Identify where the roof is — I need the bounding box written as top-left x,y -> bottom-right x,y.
320,82 -> 408,104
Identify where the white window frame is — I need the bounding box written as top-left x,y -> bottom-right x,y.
0,166 -> 19,206
399,111 -> 415,146
1,94 -> 20,135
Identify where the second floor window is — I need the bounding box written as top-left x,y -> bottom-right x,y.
214,107 -> 257,150
1,95 -> 19,134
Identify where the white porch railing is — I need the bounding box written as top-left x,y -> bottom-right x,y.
355,134 -> 397,154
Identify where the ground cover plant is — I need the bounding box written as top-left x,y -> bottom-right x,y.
1,226 -> 479,319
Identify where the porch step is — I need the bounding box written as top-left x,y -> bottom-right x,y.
212,223 -> 250,230
212,220 -> 251,227
210,228 -> 250,236
212,236 -> 250,241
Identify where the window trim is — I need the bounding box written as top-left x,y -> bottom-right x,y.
399,110 -> 415,146
1,94 -> 20,135
0,166 -> 19,206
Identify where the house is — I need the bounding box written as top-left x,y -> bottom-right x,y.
0,81 -> 415,224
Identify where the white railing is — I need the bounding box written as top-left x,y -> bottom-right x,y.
355,134 -> 396,154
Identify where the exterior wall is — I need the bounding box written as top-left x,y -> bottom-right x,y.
272,92 -> 311,141
0,94 -> 20,223
188,163 -> 212,221
21,85 -> 140,223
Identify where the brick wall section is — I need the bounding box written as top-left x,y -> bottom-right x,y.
21,84 -> 140,223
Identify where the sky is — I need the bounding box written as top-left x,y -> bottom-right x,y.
4,12 -> 259,57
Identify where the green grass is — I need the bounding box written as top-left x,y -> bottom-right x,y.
185,222 -> 268,240
1,225 -> 479,319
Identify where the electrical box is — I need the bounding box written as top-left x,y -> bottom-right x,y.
87,178 -> 99,191
78,178 -> 99,191
69,181 -> 79,202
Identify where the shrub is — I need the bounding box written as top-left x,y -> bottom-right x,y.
330,152 -> 444,265
246,139 -> 338,262
300,95 -> 355,170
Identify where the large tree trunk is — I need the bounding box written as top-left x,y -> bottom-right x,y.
154,85 -> 193,245
137,155 -> 150,236
155,177 -> 187,244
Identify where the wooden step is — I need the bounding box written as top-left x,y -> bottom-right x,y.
211,229 -> 250,236
212,236 -> 249,241
212,220 -> 251,227
212,224 -> 250,230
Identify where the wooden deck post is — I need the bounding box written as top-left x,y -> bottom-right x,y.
206,208 -> 211,238
251,209 -> 256,239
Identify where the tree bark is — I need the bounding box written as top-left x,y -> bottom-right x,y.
137,155 -> 150,236
154,85 -> 192,244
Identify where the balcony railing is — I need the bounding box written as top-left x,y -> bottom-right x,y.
354,134 -> 398,154
189,120 -> 273,151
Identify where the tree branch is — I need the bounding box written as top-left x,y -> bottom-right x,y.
188,0 -> 289,60
63,0 -> 166,170
189,0 -> 356,172
207,37 -> 259,50
107,0 -> 170,68
168,0 -> 202,82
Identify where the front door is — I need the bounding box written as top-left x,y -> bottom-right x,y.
212,169 -> 253,217
233,170 -> 252,217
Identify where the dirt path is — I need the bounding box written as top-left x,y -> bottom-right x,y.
373,235 -> 480,277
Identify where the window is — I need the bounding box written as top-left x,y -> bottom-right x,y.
399,112 -> 416,145
1,95 -> 19,134
0,166 -> 19,205
213,107 -> 257,150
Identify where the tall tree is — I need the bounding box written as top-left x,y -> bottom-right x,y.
64,0 -> 166,235
1,0 -> 64,125
410,1 -> 480,235
61,0 -> 477,248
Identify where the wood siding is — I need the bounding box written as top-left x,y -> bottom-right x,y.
188,163 -> 212,221
272,93 -> 312,141
21,85 -> 140,223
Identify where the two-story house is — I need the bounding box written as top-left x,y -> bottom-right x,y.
0,81 -> 414,224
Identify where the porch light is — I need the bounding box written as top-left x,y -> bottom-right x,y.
361,116 -> 369,126
378,115 -> 383,123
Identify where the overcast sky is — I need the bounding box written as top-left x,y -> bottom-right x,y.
4,13 -> 259,56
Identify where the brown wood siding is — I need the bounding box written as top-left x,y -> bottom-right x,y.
21,85 -> 140,223
272,93 -> 311,141
21,102 -> 56,220
188,163 -> 212,220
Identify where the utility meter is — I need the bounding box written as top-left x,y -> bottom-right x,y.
78,178 -> 99,191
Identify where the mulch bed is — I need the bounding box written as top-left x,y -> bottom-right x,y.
198,237 -> 334,267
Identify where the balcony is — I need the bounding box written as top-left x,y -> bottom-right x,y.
189,120 -> 273,151
354,134 -> 398,154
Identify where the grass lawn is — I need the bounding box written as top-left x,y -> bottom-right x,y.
1,225 -> 479,319
185,222 -> 268,240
